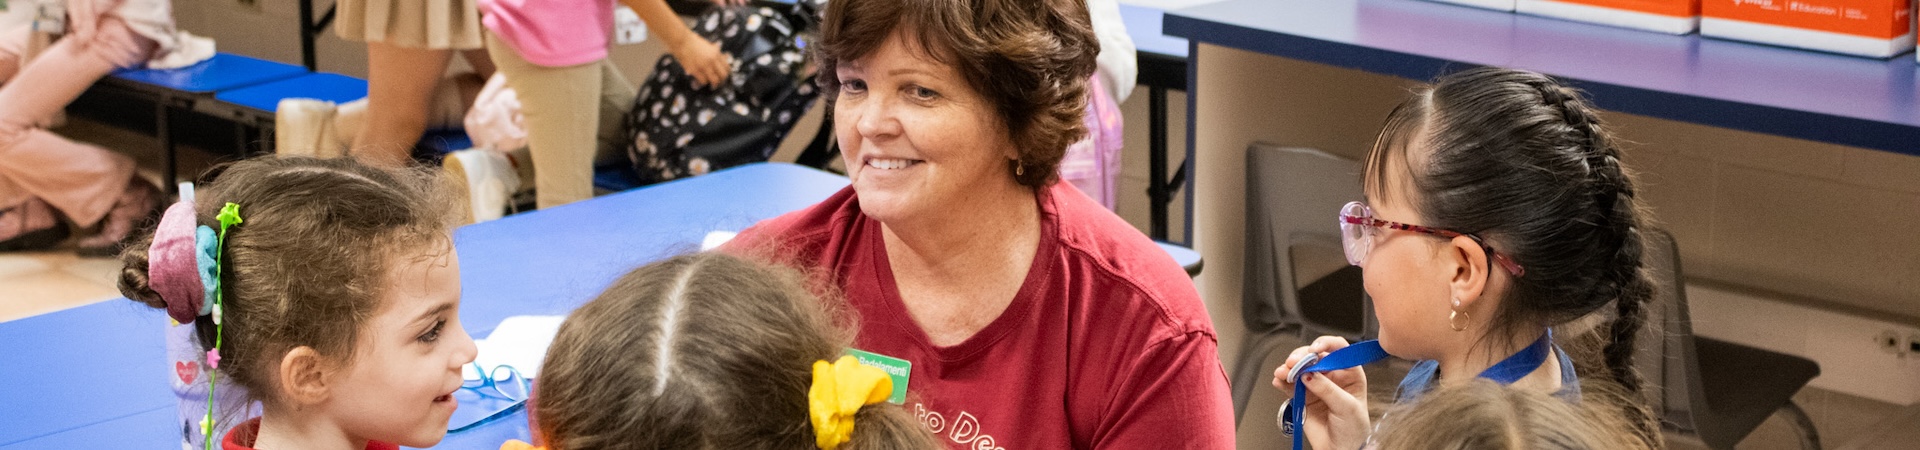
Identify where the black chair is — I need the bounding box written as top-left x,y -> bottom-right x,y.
1638,229 -> 1822,450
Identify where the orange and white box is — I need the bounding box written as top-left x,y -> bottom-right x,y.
1701,0 -> 1914,58
1430,0 -> 1519,12
1517,0 -> 1701,34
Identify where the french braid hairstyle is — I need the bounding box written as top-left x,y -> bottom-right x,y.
1367,67 -> 1660,446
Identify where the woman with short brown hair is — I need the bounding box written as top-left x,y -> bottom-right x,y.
726,0 -> 1236,447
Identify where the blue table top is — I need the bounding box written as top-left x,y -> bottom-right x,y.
111,53 -> 309,95
0,407 -> 175,450
214,73 -> 371,113
1120,3 -> 1189,59
1163,0 -> 1920,156
0,301 -> 172,447
450,163 -> 849,339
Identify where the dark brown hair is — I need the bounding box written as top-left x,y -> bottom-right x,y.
813,0 -> 1099,187
533,253 -> 940,450
118,157 -> 458,406
1375,379 -> 1654,450
1367,68 -> 1658,441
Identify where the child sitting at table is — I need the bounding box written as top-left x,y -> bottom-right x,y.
504,253 -> 940,450
117,156 -> 478,450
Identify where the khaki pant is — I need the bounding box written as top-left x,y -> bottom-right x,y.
485,32 -> 634,209
0,20 -> 151,226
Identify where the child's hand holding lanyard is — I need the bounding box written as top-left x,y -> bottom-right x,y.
1272,336 -> 1373,450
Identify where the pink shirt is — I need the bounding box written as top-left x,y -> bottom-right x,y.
727,183 -> 1236,449
478,0 -> 614,67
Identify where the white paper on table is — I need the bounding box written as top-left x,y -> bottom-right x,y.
464,315 -> 566,379
702,230 -> 738,250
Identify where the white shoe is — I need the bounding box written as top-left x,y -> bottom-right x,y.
333,98 -> 366,147
444,148 -> 522,224
275,99 -> 342,158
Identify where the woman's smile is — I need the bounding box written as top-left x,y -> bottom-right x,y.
864,157 -> 924,171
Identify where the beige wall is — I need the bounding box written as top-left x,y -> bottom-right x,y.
171,0 -> 369,76
1610,113 -> 1920,321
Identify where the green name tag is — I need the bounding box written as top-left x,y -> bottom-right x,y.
846,348 -> 910,404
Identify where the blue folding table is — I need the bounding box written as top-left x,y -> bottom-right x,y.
212,72 -> 474,160
0,300 -> 173,448
109,53 -> 310,94
204,72 -> 367,156
95,54 -> 310,191
212,73 -> 369,115
87,55 -> 473,188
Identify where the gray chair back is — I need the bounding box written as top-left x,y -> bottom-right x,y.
1243,144 -> 1368,338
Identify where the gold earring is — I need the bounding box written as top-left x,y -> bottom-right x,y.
1449,309 -> 1470,332
1015,163 -> 1025,177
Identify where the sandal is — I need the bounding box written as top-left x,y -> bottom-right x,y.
0,197 -> 70,252
75,177 -> 163,257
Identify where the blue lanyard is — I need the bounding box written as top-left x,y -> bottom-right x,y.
1281,340 -> 1389,450
1476,329 -> 1554,386
1281,330 -> 1553,450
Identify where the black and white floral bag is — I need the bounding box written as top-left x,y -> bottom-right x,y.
622,0 -> 825,186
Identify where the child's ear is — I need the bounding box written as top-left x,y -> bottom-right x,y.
1446,235 -> 1491,311
278,346 -> 332,407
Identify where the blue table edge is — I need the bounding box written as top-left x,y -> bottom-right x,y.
1162,0 -> 1920,157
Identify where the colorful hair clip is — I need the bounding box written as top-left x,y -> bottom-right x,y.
199,202 -> 242,450
148,202 -> 205,324
499,440 -> 548,450
195,226 -> 218,315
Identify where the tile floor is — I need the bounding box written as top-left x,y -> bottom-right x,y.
0,249 -> 123,323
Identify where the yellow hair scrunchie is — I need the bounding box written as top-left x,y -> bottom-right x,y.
498,439 -> 545,450
809,355 -> 894,449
